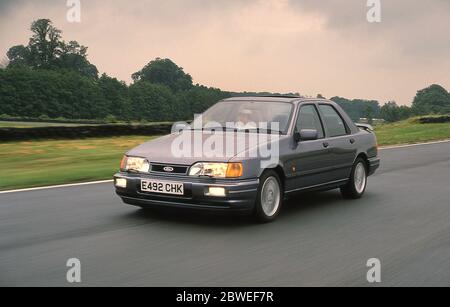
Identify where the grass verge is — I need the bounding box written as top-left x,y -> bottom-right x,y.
0,136 -> 155,191
375,119 -> 450,146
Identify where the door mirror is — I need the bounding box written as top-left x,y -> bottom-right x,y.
296,129 -> 319,142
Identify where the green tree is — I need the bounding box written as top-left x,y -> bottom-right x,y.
177,85 -> 231,118
380,101 -> 412,122
7,19 -> 63,69
57,41 -> 98,79
128,82 -> 178,121
6,45 -> 31,68
132,58 -> 193,91
330,97 -> 381,122
0,68 -> 105,119
28,19 -> 62,68
411,84 -> 450,115
365,105 -> 374,124
6,19 -> 98,78
98,74 -> 131,119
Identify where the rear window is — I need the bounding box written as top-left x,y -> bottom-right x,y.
318,105 -> 348,137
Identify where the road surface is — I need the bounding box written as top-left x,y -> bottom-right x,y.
1,141 -> 450,286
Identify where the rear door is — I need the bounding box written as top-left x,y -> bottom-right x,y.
317,104 -> 357,180
284,104 -> 334,191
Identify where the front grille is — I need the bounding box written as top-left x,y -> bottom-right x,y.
150,163 -> 189,175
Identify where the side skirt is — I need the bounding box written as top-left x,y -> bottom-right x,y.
285,178 -> 349,195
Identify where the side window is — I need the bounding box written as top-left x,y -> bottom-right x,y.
296,105 -> 324,139
318,104 -> 348,137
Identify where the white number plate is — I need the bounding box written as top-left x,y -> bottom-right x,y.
141,179 -> 184,195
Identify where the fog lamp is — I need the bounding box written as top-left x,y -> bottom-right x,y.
206,187 -> 226,197
115,178 -> 127,188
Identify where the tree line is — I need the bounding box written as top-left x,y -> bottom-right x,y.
1,19 -> 449,123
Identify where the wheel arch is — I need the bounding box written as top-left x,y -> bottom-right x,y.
259,165 -> 286,189
354,152 -> 370,171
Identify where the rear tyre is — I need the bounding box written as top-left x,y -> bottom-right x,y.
254,170 -> 283,223
340,158 -> 368,199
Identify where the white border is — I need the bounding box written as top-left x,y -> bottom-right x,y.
1,139 -> 450,195
379,139 -> 450,150
0,180 -> 113,194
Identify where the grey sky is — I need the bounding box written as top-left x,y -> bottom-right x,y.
0,0 -> 449,105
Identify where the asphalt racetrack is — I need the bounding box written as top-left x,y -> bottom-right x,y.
1,141 -> 450,286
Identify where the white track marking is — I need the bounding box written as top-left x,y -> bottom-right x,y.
379,139 -> 450,150
1,139 -> 450,194
0,180 -> 113,194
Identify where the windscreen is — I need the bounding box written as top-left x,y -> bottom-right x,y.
192,101 -> 293,134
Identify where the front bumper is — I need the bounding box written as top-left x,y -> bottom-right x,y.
114,172 -> 259,213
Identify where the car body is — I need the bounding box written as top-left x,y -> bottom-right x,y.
114,96 -> 380,222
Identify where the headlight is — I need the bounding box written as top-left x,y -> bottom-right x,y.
120,156 -> 150,173
189,162 -> 243,178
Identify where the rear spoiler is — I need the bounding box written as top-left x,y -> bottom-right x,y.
356,123 -> 374,132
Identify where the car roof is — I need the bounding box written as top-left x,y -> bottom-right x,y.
221,96 -> 333,105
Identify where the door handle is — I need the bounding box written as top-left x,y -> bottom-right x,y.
323,142 -> 330,148
350,138 -> 356,144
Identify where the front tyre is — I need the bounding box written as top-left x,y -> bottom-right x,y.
340,157 -> 368,199
254,170 -> 283,223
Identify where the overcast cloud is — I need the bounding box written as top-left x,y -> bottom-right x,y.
0,0 -> 449,105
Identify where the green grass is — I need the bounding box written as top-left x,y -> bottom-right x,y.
375,118 -> 450,146
0,136 -> 156,191
1,118 -> 450,191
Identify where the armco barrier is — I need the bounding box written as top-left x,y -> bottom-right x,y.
416,116 -> 450,124
0,124 -> 173,141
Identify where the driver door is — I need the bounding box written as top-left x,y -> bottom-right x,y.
284,104 -> 334,192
